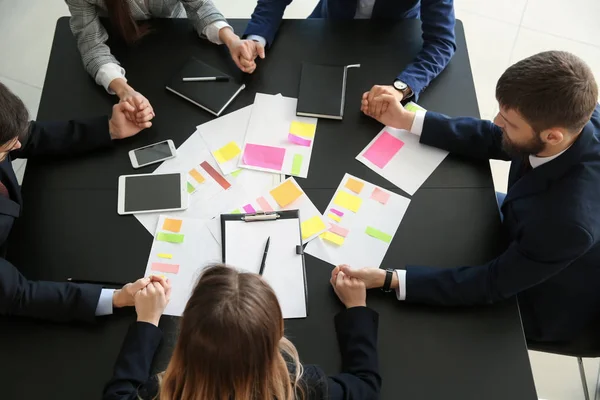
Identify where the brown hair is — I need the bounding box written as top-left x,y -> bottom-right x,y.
158,264 -> 305,400
496,51 -> 598,133
104,0 -> 149,44
0,82 -> 29,145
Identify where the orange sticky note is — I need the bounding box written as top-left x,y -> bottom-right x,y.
270,179 -> 303,208
189,169 -> 205,184
162,218 -> 182,233
345,177 -> 364,194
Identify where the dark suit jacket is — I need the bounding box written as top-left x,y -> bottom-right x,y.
244,0 -> 456,99
404,105 -> 600,342
103,307 -> 381,399
0,117 -> 113,322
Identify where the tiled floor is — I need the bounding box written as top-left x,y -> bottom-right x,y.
1,0 -> 599,398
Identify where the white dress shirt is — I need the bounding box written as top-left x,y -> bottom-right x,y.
95,288 -> 116,316
247,0 -> 376,47
97,10 -> 232,93
394,110 -> 569,300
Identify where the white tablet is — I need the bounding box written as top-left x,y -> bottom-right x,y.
117,172 -> 189,215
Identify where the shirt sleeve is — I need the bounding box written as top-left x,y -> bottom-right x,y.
94,288 -> 115,316
409,110 -> 427,136
246,35 -> 267,48
394,270 -> 407,301
95,63 -> 126,95
202,20 -> 233,45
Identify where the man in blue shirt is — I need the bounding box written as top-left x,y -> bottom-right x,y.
242,0 -> 456,102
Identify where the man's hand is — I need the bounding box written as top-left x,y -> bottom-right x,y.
228,39 -> 265,74
112,277 -> 152,308
361,90 -> 416,130
365,85 -> 404,116
134,277 -> 171,327
118,89 -> 155,126
109,102 -> 151,140
330,269 -> 367,308
334,265 -> 386,289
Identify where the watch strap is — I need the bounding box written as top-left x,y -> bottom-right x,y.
382,269 -> 394,292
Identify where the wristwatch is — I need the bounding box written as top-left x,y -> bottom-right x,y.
381,268 -> 395,293
393,79 -> 412,98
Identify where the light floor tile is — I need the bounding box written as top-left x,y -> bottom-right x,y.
454,0 -> 528,25
0,75 -> 42,119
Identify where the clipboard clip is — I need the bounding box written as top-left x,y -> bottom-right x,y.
242,211 -> 281,222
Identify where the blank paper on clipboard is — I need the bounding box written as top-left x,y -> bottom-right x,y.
222,211 -> 307,319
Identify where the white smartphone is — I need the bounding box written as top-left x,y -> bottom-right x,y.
117,172 -> 189,215
129,140 -> 176,168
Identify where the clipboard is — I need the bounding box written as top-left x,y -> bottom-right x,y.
221,210 -> 308,319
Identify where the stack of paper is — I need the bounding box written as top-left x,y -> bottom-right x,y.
305,174 -> 411,268
239,93 -> 318,178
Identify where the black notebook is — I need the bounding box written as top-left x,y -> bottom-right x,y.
166,58 -> 245,117
296,63 -> 360,120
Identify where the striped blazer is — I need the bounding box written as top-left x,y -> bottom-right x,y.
65,0 -> 227,79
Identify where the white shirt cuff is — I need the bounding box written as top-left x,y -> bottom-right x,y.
247,35 -> 267,48
409,110 -> 426,136
394,270 -> 407,301
95,288 -> 115,316
95,63 -> 126,94
203,21 -> 232,45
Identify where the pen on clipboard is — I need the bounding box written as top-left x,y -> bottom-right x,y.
259,237 -> 270,276
182,76 -> 229,82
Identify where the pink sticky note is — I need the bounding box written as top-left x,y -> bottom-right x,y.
151,262 -> 180,274
288,133 -> 312,147
329,223 -> 349,237
243,204 -> 256,214
256,197 -> 274,212
370,187 -> 391,204
363,131 -> 404,169
330,208 -> 344,217
243,144 -> 286,171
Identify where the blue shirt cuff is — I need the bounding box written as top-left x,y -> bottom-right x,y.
246,35 -> 267,48
95,288 -> 115,316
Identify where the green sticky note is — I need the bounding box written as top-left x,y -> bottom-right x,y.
156,232 -> 185,243
291,154 -> 303,176
231,209 -> 241,214
187,182 -> 195,194
230,169 -> 243,178
365,227 -> 392,243
404,102 -> 426,113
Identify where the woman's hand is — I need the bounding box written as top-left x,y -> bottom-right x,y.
330,269 -> 367,309
134,276 -> 171,327
109,78 -> 155,126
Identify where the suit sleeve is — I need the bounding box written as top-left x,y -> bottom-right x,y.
0,257 -> 101,322
243,0 -> 293,46
327,307 -> 381,400
103,322 -> 163,400
11,116 -> 113,160
419,111 -> 511,161
397,0 -> 456,100
405,222 -> 594,305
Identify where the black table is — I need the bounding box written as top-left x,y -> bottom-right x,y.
0,18 -> 537,400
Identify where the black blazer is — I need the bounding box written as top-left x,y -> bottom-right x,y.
0,117 -> 113,322
103,307 -> 381,399
404,105 -> 600,342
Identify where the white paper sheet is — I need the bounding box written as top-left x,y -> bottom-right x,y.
304,174 -> 411,268
239,93 -> 318,178
134,124 -> 282,234
206,178 -> 327,245
356,126 -> 448,195
198,105 -> 252,175
144,215 -> 221,316
224,218 -> 307,319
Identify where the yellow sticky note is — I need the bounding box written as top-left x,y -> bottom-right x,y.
328,213 -> 341,223
157,253 -> 173,259
213,141 -> 241,163
301,216 -> 327,240
290,121 -> 316,138
189,169 -> 205,184
162,218 -> 183,233
345,177 -> 364,194
333,190 -> 362,213
270,179 -> 303,207
321,231 -> 345,246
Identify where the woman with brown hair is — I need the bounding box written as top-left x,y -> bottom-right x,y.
103,264 -> 381,400
66,0 -> 260,125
